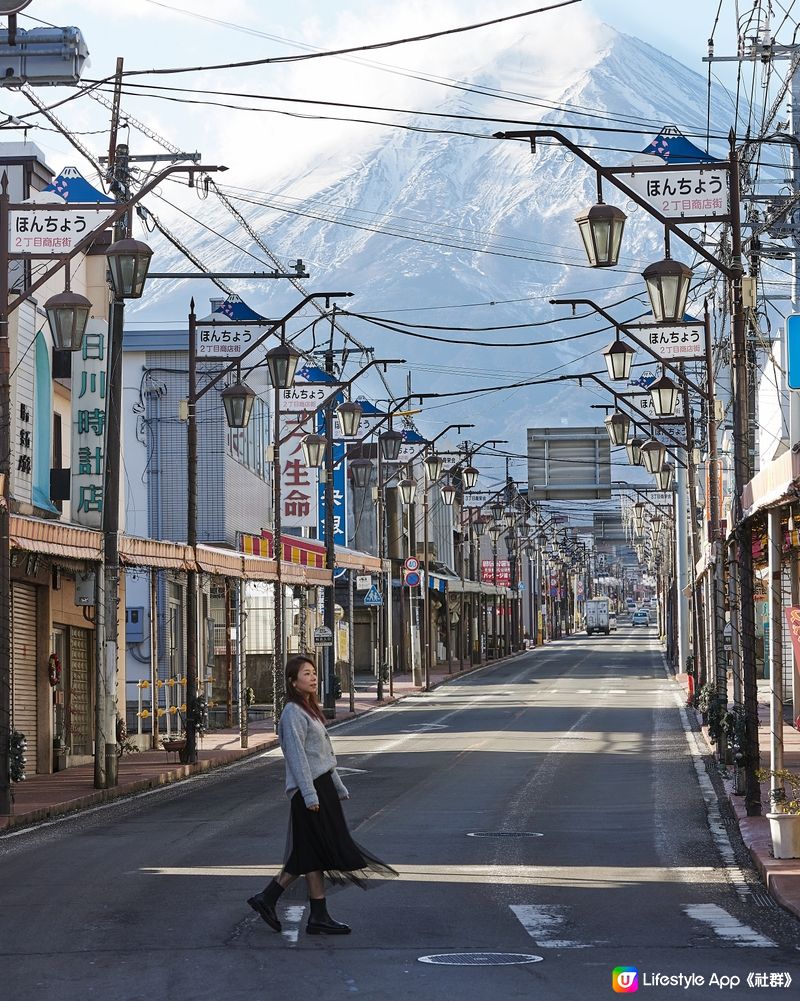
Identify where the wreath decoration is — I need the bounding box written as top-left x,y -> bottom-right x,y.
47,652 -> 62,687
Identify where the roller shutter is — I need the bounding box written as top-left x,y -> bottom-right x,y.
11,583 -> 38,767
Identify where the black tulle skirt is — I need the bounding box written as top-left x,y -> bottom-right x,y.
283,771 -> 397,892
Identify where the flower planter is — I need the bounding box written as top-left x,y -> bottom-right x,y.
766,812 -> 800,859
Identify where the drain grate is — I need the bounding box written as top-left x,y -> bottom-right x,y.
418,952 -> 544,966
749,890 -> 778,909
466,831 -> 543,838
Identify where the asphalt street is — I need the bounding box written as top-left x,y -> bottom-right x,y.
2,626 -> 798,1000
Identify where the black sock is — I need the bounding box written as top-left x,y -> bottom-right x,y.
309,898 -> 328,921
260,879 -> 285,906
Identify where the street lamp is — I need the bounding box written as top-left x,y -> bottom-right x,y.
651,515 -> 663,541
633,501 -> 646,536
398,477 -> 416,506
379,428 -> 403,462
474,517 -> 487,537
423,452 -> 444,482
575,201 -> 626,267
642,258 -> 692,323
349,457 -> 373,489
336,400 -> 363,438
504,509 -> 517,528
488,523 -> 502,543
625,436 -> 644,466
604,411 -> 630,446
649,372 -> 680,418
640,439 -> 666,474
462,465 -> 479,491
220,381 -> 256,429
106,237 -> 154,299
266,340 -> 301,389
603,337 -> 635,381
300,432 -> 326,469
441,482 -> 457,506
654,462 -> 675,491
43,288 -> 91,352
490,500 -> 504,522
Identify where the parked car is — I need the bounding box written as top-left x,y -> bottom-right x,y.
609,612 -> 617,631
631,610 -> 650,627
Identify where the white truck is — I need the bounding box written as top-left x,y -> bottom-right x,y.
585,597 -> 610,635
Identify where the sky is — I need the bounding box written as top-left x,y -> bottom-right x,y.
0,0 -> 750,190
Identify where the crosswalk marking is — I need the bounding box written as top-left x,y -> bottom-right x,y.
510,903 -> 776,950
682,904 -> 776,947
281,905 -> 306,945
509,904 -> 592,948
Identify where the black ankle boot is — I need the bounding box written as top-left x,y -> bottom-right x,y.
306,897 -> 351,935
247,879 -> 284,932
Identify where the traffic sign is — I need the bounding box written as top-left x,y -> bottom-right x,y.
356,575 -> 372,591
404,570 -> 421,587
404,556 -> 420,572
363,585 -> 383,607
313,626 -> 333,646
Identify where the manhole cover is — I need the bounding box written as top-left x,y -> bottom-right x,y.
466,831 -> 543,838
419,953 -> 543,966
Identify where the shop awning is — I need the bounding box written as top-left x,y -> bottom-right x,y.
119,536 -> 195,571
10,515 -> 102,561
741,450 -> 800,520
334,544 -> 383,573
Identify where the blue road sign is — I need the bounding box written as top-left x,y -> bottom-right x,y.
363,585 -> 383,607
788,315 -> 800,390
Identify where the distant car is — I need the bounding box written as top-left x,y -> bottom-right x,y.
609,612 -> 617,631
631,610 -> 650,627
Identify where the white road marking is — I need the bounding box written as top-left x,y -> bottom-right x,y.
281,905 -> 306,946
682,904 -> 776,948
576,689 -> 593,694
607,690 -> 627,695
509,904 -> 592,948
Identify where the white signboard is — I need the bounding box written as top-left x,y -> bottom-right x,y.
277,400 -> 318,529
464,491 -> 491,509
356,575 -> 371,591
71,318 -> 109,528
629,392 -> 685,420
195,323 -> 255,359
279,382 -> 339,413
625,321 -> 705,361
610,164 -> 729,219
9,206 -> 114,255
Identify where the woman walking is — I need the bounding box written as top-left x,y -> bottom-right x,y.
248,655 -> 396,936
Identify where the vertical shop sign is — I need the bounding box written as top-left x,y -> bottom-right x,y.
71,318 -> 108,528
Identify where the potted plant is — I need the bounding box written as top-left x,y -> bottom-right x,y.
758,768 -> 800,859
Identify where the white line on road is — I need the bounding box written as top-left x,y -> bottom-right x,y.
509,904 -> 593,948
682,904 -> 776,947
281,905 -> 306,946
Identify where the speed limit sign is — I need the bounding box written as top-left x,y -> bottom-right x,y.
404,557 -> 420,572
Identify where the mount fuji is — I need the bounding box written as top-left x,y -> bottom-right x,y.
129,19 -> 733,452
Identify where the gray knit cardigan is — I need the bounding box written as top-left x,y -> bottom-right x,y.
278,701 -> 349,808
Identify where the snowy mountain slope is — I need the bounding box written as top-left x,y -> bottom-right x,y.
129,24 -> 733,445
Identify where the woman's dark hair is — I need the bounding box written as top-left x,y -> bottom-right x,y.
284,654 -> 326,722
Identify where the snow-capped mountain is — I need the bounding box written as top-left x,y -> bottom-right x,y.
130,23 -> 732,446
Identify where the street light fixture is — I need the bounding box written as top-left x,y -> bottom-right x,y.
632,501 -> 646,535
220,380 -> 256,429
266,340 -> 301,389
575,201 -> 627,267
504,509 -> 517,528
423,452 -> 444,482
441,482 -> 457,506
604,410 -> 630,446
642,258 -> 692,323
603,337 -> 636,381
625,436 -> 644,466
654,462 -> 675,491
398,477 -> 416,506
43,288 -> 91,352
490,500 -> 505,522
462,465 -> 479,491
488,523 -> 502,543
474,517 -> 487,537
336,400 -> 363,438
105,237 -> 154,299
379,428 -> 403,462
640,439 -> 667,474
300,432 -> 326,469
349,457 -> 373,489
648,372 -> 680,418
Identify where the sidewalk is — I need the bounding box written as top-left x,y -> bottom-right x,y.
687,674 -> 800,921
0,657 -> 496,833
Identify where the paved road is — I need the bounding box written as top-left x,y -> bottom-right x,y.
2,627 -> 798,1000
